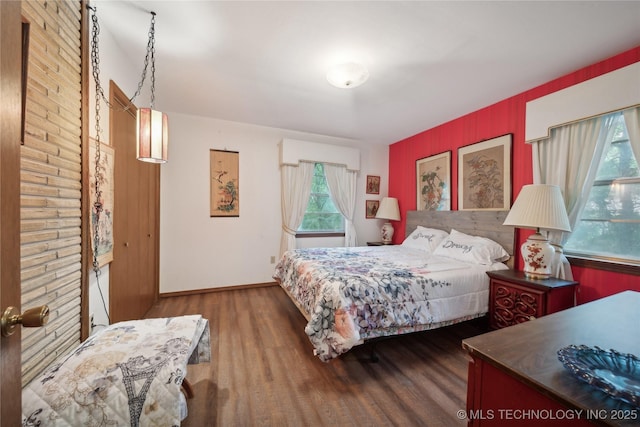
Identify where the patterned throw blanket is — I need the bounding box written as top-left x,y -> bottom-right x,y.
22,315 -> 210,427
274,246 -> 501,361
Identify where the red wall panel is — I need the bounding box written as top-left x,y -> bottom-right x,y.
389,46 -> 640,303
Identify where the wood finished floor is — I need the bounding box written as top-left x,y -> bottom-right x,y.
144,284 -> 489,427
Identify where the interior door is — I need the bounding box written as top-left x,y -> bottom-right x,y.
1,1 -> 25,424
109,82 -> 160,322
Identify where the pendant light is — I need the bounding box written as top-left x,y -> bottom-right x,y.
136,12 -> 169,163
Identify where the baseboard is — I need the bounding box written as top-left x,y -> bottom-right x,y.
159,281 -> 278,298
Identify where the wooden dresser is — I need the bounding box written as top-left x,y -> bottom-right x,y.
463,291 -> 640,426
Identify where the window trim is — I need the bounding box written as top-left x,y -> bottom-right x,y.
295,231 -> 345,238
567,254 -> 640,276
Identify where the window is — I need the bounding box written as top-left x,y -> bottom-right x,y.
564,113 -> 640,265
297,163 -> 344,234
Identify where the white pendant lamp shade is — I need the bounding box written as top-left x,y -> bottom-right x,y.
137,108 -> 168,163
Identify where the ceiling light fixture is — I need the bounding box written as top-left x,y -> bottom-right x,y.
326,62 -> 369,89
89,6 -> 168,164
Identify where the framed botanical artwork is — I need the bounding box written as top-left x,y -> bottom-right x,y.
416,151 -> 451,211
366,175 -> 380,194
365,200 -> 380,218
89,138 -> 114,267
210,149 -> 239,217
458,134 -> 512,210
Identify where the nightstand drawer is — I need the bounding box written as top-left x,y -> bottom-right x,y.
488,270 -> 578,329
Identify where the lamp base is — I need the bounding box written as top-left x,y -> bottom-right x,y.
381,222 -> 394,244
521,232 -> 555,279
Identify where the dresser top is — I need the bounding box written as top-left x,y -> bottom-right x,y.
463,291 -> 640,424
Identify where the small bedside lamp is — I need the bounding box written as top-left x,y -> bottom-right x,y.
375,197 -> 401,244
503,184 -> 571,279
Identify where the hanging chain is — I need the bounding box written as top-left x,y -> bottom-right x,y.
149,12 -> 156,109
88,5 -> 158,274
90,7 -> 104,274
88,6 -> 156,111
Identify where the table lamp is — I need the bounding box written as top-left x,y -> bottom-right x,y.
503,184 -> 571,279
375,197 -> 401,244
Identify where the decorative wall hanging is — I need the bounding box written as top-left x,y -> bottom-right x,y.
365,200 -> 380,218
458,134 -> 512,210
210,149 -> 239,217
416,151 -> 451,211
366,175 -> 380,194
89,138 -> 114,266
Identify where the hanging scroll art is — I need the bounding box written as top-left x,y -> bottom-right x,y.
210,149 -> 239,217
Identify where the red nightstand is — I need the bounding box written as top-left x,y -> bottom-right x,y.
487,270 -> 578,329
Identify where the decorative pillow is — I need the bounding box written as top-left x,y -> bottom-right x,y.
433,229 -> 510,265
401,226 -> 449,254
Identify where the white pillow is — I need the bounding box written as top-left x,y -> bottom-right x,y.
433,229 -> 510,265
402,226 -> 449,254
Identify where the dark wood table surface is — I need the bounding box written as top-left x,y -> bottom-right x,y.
463,290 -> 640,426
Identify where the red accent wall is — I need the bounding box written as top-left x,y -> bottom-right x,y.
389,46 -> 640,304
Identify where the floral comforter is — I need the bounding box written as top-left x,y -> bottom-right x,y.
274,246 -> 507,361
22,315 -> 210,427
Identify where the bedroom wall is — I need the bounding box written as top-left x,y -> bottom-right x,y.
159,114 -> 388,294
388,46 -> 640,305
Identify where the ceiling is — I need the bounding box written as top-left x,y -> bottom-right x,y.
95,1 -> 640,145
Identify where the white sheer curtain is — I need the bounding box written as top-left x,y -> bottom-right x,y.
279,162 -> 315,257
623,107 -> 640,162
324,164 -> 358,247
532,113 -> 618,278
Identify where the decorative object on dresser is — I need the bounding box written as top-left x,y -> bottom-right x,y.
375,197 -> 401,244
487,269 -> 578,329
558,345 -> 640,409
503,184 -> 571,279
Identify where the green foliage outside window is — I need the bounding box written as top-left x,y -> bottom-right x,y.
298,163 -> 345,233
565,114 -> 640,262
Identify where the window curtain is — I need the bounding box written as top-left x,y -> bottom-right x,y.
623,107 -> 640,162
279,162 -> 315,257
324,164 -> 358,247
532,113 -> 618,278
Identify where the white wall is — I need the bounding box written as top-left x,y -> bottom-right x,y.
159,113 -> 389,293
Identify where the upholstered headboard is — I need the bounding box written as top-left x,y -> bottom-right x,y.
405,210 -> 516,267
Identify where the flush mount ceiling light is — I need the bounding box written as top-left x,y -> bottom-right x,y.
326,62 -> 369,89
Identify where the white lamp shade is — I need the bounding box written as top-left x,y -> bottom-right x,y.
137,108 -> 168,163
503,184 -> 571,232
375,197 -> 400,221
504,184 -> 570,279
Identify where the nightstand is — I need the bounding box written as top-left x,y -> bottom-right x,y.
487,270 -> 578,329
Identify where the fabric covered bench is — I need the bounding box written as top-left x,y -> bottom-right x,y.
22,315 -> 210,427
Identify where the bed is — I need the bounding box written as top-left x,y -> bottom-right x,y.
273,210 -> 515,361
22,315 -> 210,427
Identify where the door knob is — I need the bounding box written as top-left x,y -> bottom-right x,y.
1,305 -> 50,337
